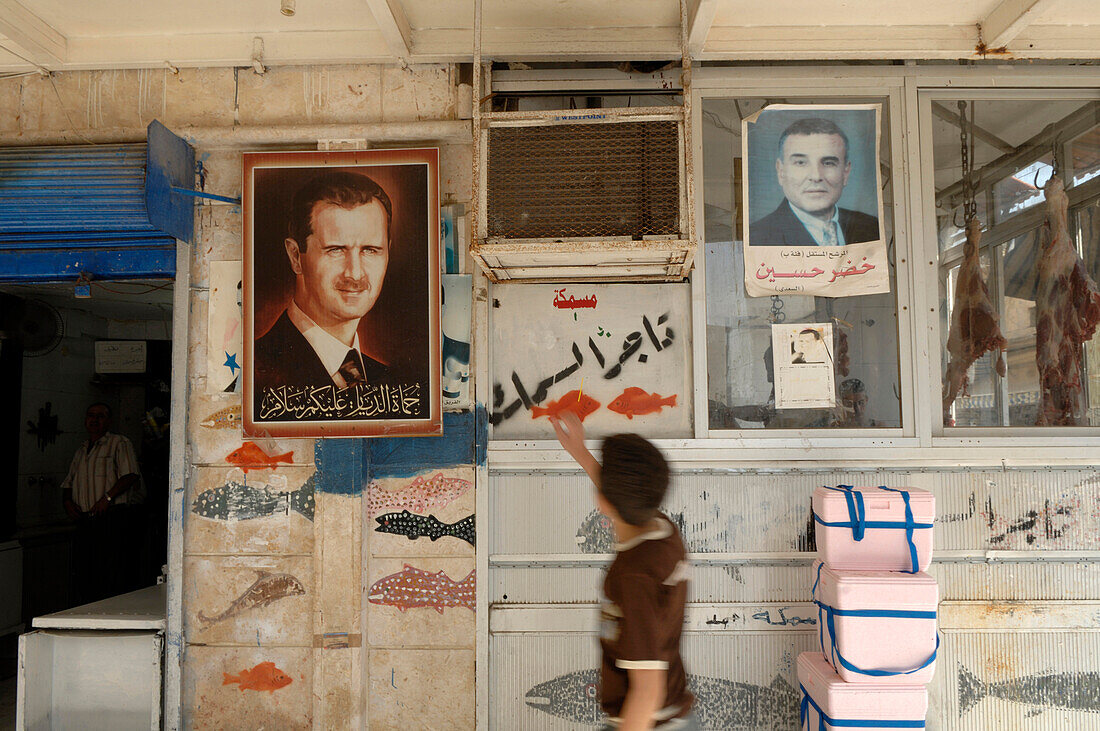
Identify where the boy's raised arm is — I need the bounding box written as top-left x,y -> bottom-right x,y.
549,412 -> 600,488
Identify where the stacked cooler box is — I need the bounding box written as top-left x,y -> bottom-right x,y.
798,485 -> 939,731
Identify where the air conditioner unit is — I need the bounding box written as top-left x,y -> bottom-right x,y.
471,106 -> 695,283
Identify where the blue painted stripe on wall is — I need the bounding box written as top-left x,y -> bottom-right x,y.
313,406 -> 487,494
366,407 -> 487,481
314,438 -> 364,496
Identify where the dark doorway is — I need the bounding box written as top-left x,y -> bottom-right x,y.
0,280 -> 174,709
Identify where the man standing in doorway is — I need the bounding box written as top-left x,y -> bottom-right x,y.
750,118 -> 880,246
254,171 -> 393,400
61,402 -> 142,604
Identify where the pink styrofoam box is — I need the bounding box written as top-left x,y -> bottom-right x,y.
798,652 -> 928,731
812,561 -> 939,685
813,485 -> 934,573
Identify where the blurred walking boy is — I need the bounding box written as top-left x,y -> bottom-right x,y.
551,412 -> 697,730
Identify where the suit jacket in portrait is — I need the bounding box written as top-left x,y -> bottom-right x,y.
748,199 -> 880,246
253,310 -> 389,403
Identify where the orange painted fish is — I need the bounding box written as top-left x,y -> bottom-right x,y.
222,661 -> 293,693
226,443 -> 294,473
530,390 -> 601,422
607,387 -> 677,419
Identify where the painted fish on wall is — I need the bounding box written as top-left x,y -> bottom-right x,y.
525,669 -> 800,729
222,661 -> 293,693
226,442 -> 294,473
197,571 -> 306,626
367,473 -> 472,518
368,564 -> 475,614
958,663 -> 1100,716
607,387 -> 678,419
374,511 -> 475,546
191,474 -> 316,522
530,390 -> 601,421
200,404 -> 243,429
576,509 -> 689,554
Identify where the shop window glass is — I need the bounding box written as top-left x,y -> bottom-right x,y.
703,96 -> 902,431
933,99 -> 1100,427
1071,125 -> 1100,187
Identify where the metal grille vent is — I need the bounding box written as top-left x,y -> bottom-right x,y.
486,121 -> 680,240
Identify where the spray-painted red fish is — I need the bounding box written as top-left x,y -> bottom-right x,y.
226,443 -> 294,473
368,564 -> 475,614
222,661 -> 293,693
530,390 -> 601,421
607,387 -> 677,419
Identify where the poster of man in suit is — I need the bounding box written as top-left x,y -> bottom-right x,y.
243,149 -> 442,438
742,104 -> 889,298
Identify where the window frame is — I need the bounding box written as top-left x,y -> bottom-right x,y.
914,84 -> 1100,446
482,65 -> 1100,469
691,71 -> 917,447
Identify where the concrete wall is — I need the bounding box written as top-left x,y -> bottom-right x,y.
1,63 -> 475,729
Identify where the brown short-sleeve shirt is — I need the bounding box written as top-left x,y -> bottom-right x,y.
599,514 -> 693,725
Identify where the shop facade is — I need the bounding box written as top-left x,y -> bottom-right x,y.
2,59 -> 1099,729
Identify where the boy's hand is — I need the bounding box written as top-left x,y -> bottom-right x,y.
549,412 -> 601,487
549,412 -> 586,457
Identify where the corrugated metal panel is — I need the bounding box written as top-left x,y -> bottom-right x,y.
939,631 -> 1100,730
0,121 -> 194,282
0,145 -> 158,232
491,468 -> 1100,555
489,467 -> 1100,729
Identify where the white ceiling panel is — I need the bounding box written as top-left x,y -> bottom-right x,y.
1,0 -> 1099,71
24,0 -> 378,35
403,0 -> 677,30
712,0 -> 1002,27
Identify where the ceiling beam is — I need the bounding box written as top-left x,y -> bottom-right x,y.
686,0 -> 719,58
363,0 -> 413,58
0,0 -> 66,66
930,102 -> 1016,155
979,0 -> 1054,48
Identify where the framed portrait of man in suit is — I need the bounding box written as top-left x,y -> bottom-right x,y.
742,104 -> 889,298
243,148 -> 442,438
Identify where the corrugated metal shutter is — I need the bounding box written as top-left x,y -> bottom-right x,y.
0,120 -> 195,282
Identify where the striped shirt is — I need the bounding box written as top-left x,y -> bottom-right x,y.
60,432 -> 141,512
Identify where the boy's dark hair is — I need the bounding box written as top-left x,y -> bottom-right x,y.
600,433 -> 669,526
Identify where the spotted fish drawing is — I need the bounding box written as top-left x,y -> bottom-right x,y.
576,509 -> 689,554
191,474 -> 316,522
200,404 -> 243,430
958,663 -> 1100,715
525,669 -> 799,729
367,564 -> 475,614
197,571 -> 306,626
367,473 -> 472,518
374,511 -> 476,546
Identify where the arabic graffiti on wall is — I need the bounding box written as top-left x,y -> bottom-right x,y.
491,283 -> 692,439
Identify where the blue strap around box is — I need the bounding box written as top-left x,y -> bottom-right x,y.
813,485 -> 932,574
811,563 -> 939,679
800,684 -> 925,730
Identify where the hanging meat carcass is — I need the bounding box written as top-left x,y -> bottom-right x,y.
1034,175 -> 1100,426
942,218 -> 1008,424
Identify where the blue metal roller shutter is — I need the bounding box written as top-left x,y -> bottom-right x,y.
0,120 -> 195,283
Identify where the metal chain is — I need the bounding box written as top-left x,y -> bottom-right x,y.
769,294 -> 786,323
958,100 -> 976,221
